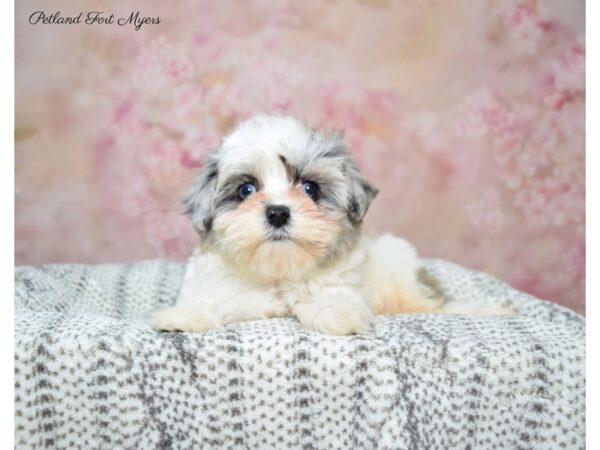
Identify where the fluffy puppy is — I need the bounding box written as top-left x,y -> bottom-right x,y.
151,115 -> 512,335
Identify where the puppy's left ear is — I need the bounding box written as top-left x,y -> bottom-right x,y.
346,162 -> 379,222
182,154 -> 219,238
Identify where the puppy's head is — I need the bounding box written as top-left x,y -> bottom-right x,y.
184,115 -> 378,281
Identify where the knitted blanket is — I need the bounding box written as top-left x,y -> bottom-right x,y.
14,259 -> 585,449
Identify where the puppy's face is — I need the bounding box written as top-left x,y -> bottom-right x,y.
184,116 -> 378,281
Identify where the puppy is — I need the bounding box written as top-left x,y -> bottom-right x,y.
151,115 -> 512,335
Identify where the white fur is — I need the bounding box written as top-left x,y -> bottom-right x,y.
151,235 -> 420,335
151,115 -> 515,335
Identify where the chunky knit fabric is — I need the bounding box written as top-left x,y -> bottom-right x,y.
14,259 -> 585,449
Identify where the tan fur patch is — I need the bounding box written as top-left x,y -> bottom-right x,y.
212,188 -> 342,280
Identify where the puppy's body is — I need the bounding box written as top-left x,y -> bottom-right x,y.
153,234 -> 441,335
151,115 -> 512,335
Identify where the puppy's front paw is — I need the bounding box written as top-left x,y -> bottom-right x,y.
150,306 -> 220,333
296,299 -> 374,336
314,305 -> 373,336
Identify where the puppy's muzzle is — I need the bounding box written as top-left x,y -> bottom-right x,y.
266,205 -> 290,228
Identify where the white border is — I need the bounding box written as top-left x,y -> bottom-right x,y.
1,0 -> 15,447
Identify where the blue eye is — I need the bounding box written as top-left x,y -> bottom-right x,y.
302,181 -> 320,201
238,182 -> 257,200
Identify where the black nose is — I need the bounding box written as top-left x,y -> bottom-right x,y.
266,205 -> 291,228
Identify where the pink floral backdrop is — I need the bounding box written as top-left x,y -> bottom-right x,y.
15,0 -> 585,313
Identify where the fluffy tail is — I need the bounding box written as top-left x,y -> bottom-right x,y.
365,234 -> 517,317
365,234 -> 443,314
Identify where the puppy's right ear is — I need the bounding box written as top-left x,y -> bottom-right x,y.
182,155 -> 219,238
345,161 -> 379,223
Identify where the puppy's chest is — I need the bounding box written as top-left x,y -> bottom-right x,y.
184,250 -> 367,318
266,286 -> 294,317
245,257 -> 368,314
263,283 -> 328,317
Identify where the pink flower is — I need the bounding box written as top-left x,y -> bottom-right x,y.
501,0 -> 549,54
466,189 -> 505,234
455,87 -> 515,139
132,37 -> 195,91
552,41 -> 585,93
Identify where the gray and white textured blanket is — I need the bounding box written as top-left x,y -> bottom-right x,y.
15,259 -> 585,449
